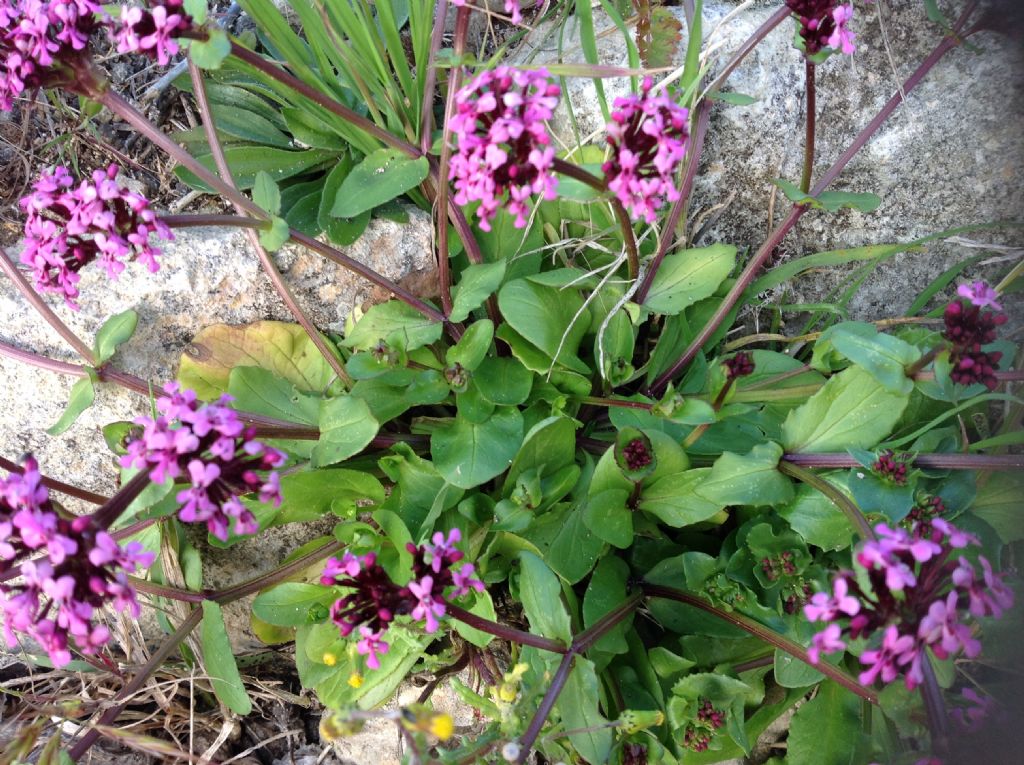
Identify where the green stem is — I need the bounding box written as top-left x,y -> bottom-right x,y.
783,452 -> 1024,471
777,460 -> 876,541
642,584 -> 878,704
800,60 -> 816,194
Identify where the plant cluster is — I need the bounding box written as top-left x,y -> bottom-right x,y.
0,2 -> 1021,765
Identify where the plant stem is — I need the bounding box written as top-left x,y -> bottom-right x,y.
89,471 -> 152,530
550,158 -> 640,279
783,452 -> 1024,471
634,98 -> 712,304
648,24 -> 972,396
777,460 -> 876,540
703,7 -> 791,98
160,213 -> 265,230
515,652 -> 575,764
800,60 -> 816,193
288,229 -> 446,322
67,607 -> 203,762
445,604 -> 567,654
420,0 -> 451,155
514,591 -> 643,762
129,577 -> 206,603
210,539 -> 343,604
904,344 -> 942,378
187,61 -> 352,389
0,338 -> 83,375
94,89 -> 264,219
579,396 -> 653,410
0,455 -> 108,505
642,584 -> 878,704
0,250 -> 95,362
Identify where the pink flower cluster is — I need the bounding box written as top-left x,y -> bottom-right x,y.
1,456 -> 153,667
806,519 -> 1013,690
321,528 -> 484,669
111,1 -> 192,66
682,698 -> 726,753
942,296 -> 1008,391
785,1 -> 856,56
20,164 -> 172,309
449,66 -> 560,231
121,383 -> 284,541
957,280 -> 1002,311
602,77 -> 690,224
0,0 -> 103,111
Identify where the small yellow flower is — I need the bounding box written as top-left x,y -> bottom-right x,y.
319,710 -> 365,741
428,713 -> 455,741
322,651 -> 337,666
347,672 -> 364,688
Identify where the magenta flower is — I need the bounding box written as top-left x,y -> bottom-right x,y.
859,625 -> 915,685
942,299 -> 1008,391
449,66 -> 560,231
785,0 -> 857,56
409,575 -> 446,633
827,4 -> 856,55
321,528 -> 485,668
110,1 -> 193,66
356,626 -> 389,670
0,0 -> 104,111
121,383 -> 284,541
807,519 -> 1013,690
19,164 -> 172,309
957,280 -> 1002,311
602,77 -> 689,224
1,456 -> 153,668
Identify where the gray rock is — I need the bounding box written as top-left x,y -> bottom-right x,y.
512,1 -> 1024,319
0,211 -> 433,648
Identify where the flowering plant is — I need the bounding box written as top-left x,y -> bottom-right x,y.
0,2 -> 1020,765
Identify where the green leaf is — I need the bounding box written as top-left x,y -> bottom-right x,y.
696,442 -> 794,507
518,552 -> 571,643
497,278 -> 589,373
639,468 -> 724,527
252,583 -> 333,627
252,171 -> 281,216
774,179 -> 882,213
94,309 -> 138,364
449,261 -> 507,323
331,149 -> 430,218
785,681 -> 861,765
582,556 -> 631,654
450,589 -> 498,648
582,489 -> 633,548
200,601 -> 251,714
473,356 -> 533,405
446,319 -> 493,371
272,469 -> 385,525
778,477 -> 856,551
504,415 -> 578,489
188,28 -> 231,69
970,471 -> 1024,543
773,648 -> 824,688
183,0 -> 208,25
342,301 -> 443,353
46,376 -> 95,436
227,366 -> 320,425
174,147 -> 337,191
815,322 -> 920,395
178,321 -> 342,400
283,107 -> 348,151
556,658 -> 613,764
431,407 -> 523,489
350,370 -> 450,423
713,91 -> 758,106
642,244 -> 737,315
782,366 -> 909,453
311,396 -> 380,467
258,216 -> 290,251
